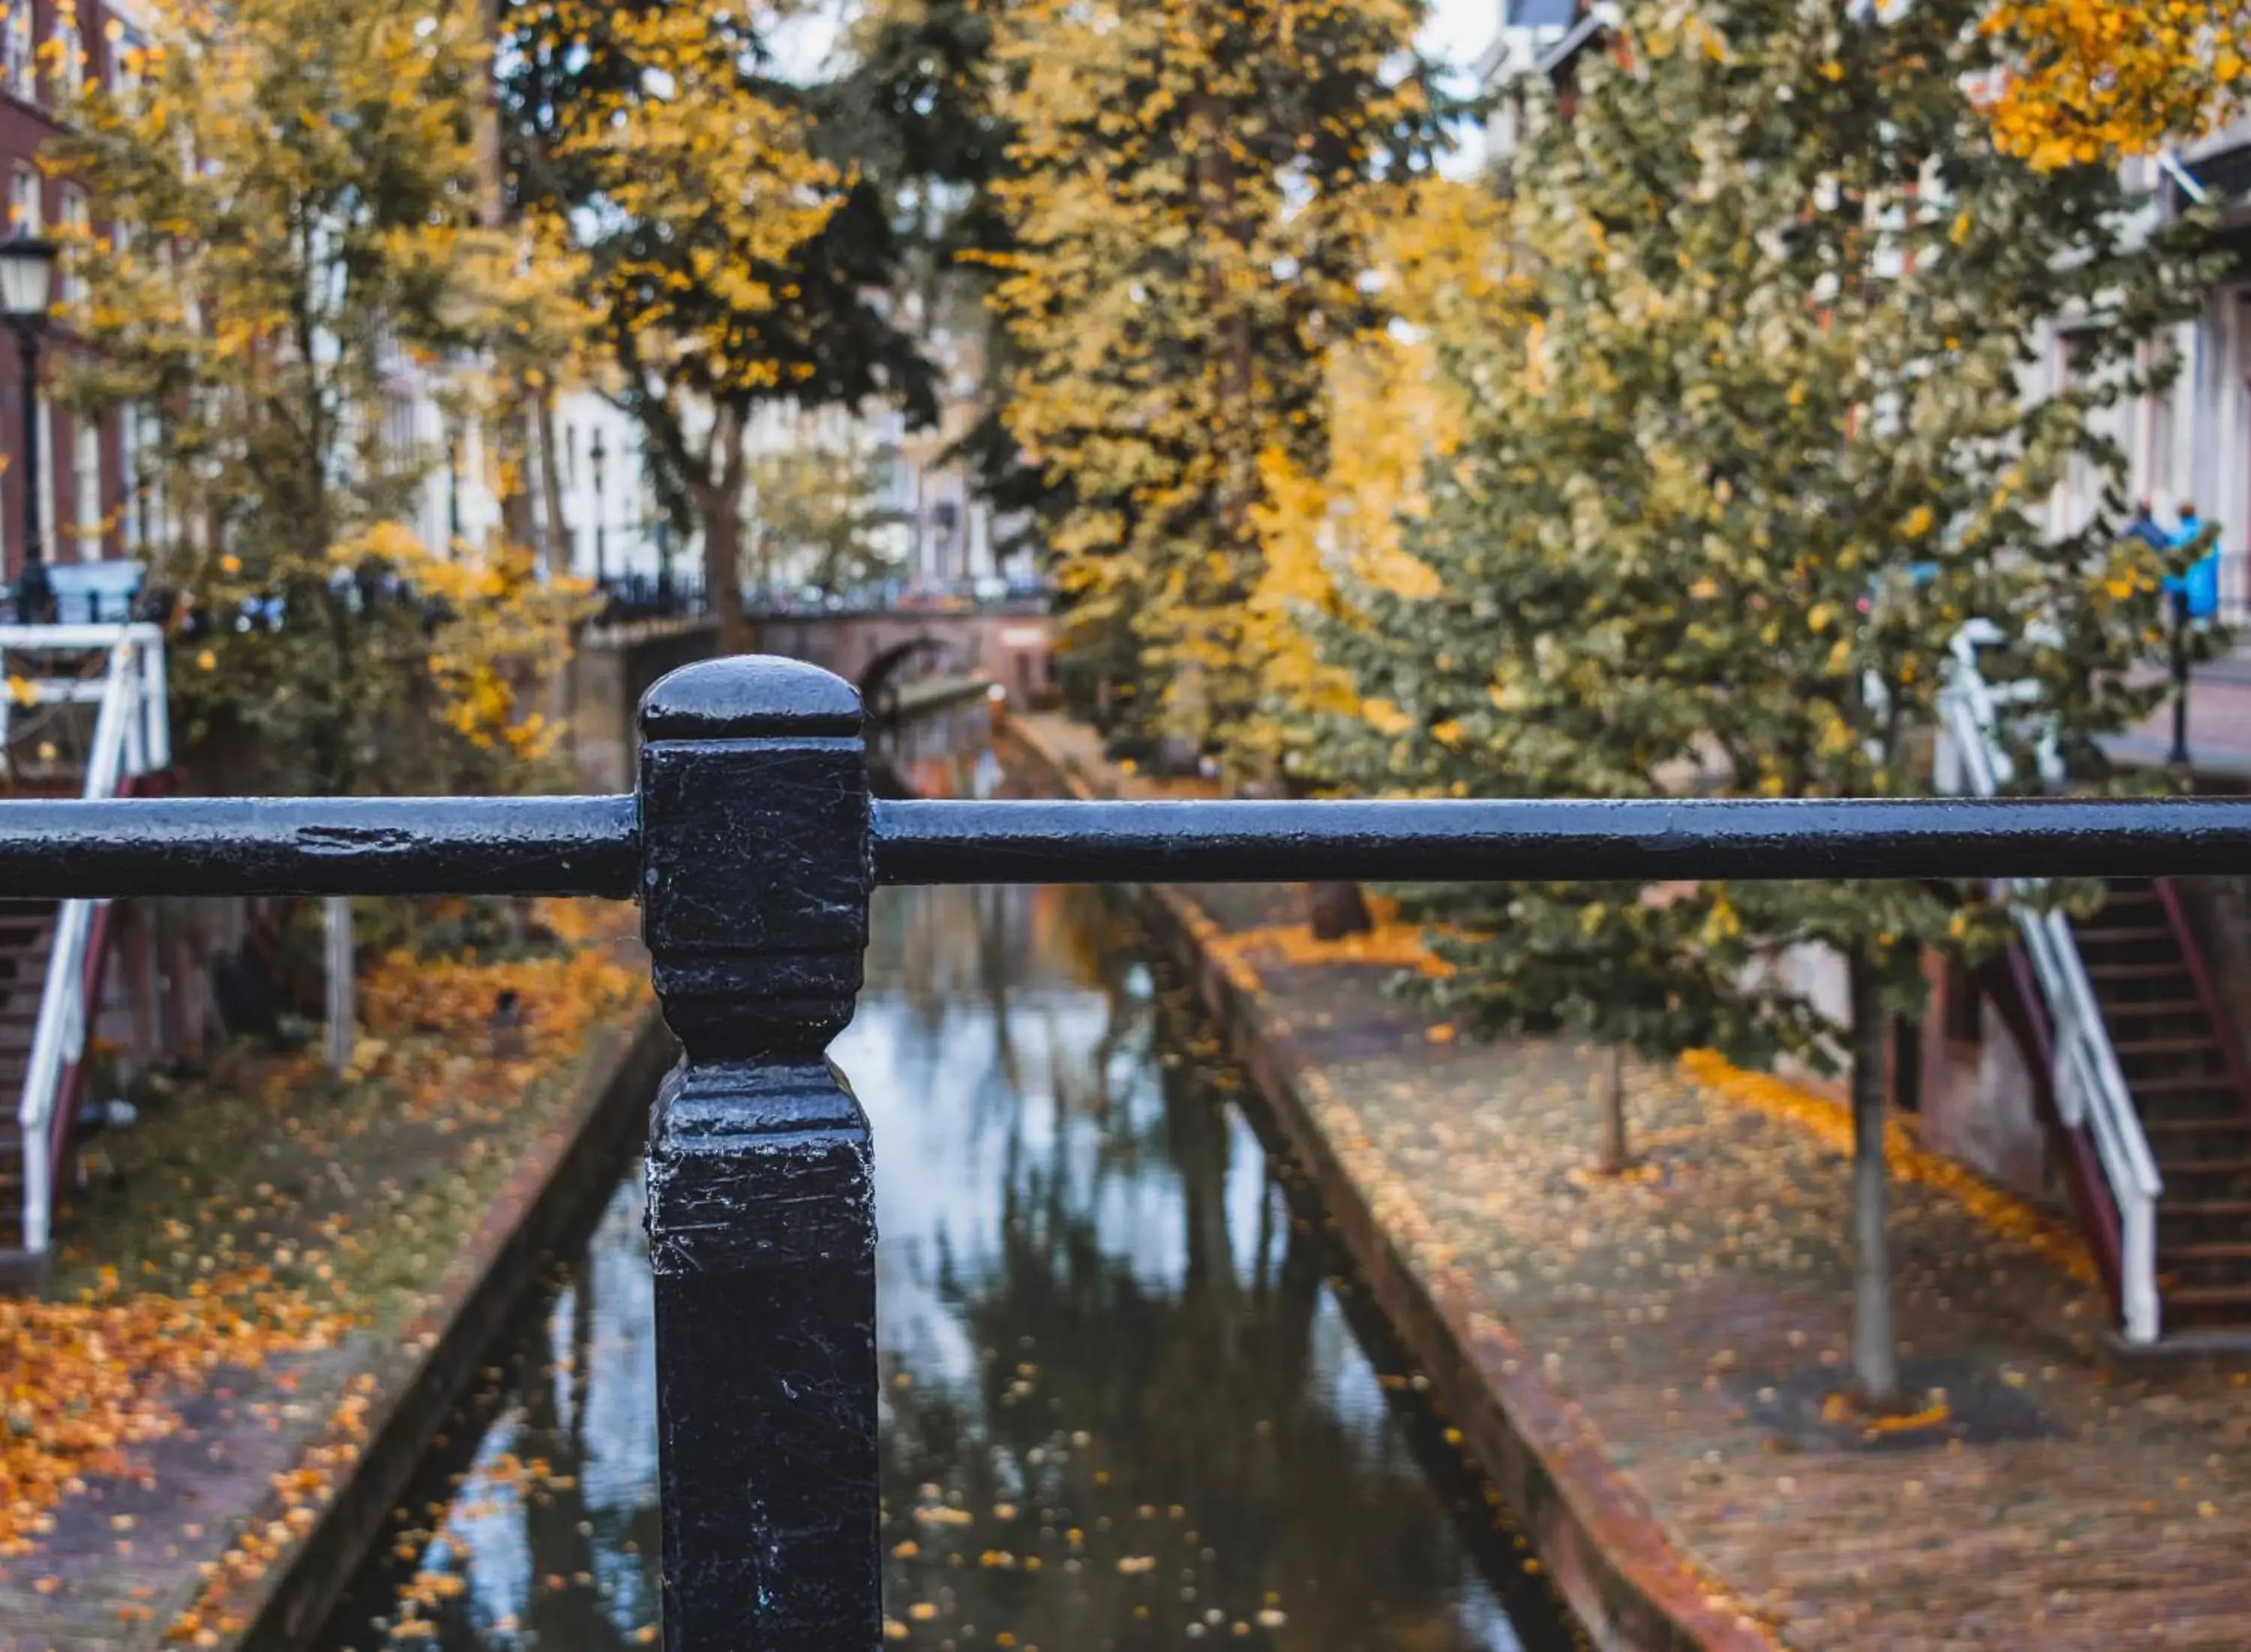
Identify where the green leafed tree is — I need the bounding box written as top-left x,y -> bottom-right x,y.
987,0 -> 1450,772
1309,0 -> 2213,1404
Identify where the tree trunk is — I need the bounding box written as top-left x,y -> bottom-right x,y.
471,0 -> 542,564
1307,880 -> 1372,940
323,895 -> 354,1074
473,0 -> 506,229
534,391 -> 569,578
1596,1044 -> 1630,1175
1847,954 -> 1899,1407
699,404 -> 750,655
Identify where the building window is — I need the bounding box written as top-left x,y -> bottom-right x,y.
52,4 -> 82,101
73,412 -> 100,557
33,395 -> 52,563
383,392 -> 416,466
60,184 -> 86,307
8,164 -> 38,234
106,18 -> 144,98
119,404 -> 141,550
3,2 -> 29,102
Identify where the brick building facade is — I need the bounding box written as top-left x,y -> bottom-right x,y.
0,0 -> 142,584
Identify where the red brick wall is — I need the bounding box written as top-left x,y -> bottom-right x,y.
0,0 -> 129,578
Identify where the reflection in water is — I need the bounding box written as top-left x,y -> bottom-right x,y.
321,1177 -> 663,1649
861,884 -> 1576,1651
322,731 -> 1579,1650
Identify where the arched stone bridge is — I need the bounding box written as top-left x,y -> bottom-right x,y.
742,606 -> 1056,709
570,605 -> 1056,790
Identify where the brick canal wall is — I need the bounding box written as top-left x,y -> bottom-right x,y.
997,709 -> 2251,1652
996,715 -> 1753,1652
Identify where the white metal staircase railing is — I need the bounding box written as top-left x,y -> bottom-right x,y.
1937,620 -> 2164,1344
3,623 -> 169,1255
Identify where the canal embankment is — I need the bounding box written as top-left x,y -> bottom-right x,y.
1000,710 -> 2251,1652
0,906 -> 664,1652
316,719 -> 1588,1652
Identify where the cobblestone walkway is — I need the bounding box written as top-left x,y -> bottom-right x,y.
1018,713 -> 2251,1650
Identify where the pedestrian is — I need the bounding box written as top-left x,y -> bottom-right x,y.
2168,501 -> 2220,620
2125,498 -> 2167,551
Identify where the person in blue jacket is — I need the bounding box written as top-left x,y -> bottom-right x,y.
2164,501 -> 2219,621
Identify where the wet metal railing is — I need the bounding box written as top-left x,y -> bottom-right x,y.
5,622 -> 169,1253
1938,623 -> 2165,1344
2,653 -> 2248,1648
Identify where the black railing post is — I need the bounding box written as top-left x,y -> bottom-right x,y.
637,654 -> 879,1651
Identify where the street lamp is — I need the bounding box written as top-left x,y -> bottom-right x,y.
588,426 -> 608,587
446,423 -> 464,550
0,236 -> 57,623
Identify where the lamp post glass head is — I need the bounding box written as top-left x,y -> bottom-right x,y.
0,237 -> 57,323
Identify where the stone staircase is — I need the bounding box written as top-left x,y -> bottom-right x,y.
0,900 -> 55,1270
2074,879 -> 2251,1334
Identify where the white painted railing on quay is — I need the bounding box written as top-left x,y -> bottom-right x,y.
2,623 -> 169,1255
1937,621 -> 2163,1344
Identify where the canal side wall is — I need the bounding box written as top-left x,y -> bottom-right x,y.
221,1005 -> 675,1652
996,716 -> 1762,1652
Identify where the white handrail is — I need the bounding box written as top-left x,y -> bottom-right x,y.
11,623 -> 167,1255
1938,628 -> 2164,1344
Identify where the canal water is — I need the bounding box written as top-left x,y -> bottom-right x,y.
320,718 -> 1582,1650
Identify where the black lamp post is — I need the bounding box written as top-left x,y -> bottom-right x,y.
1,236 -> 58,623
446,424 -> 464,549
2168,584 -> 2192,768
588,426 -> 608,587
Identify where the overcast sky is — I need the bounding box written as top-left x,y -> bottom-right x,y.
1423,0 -> 1499,73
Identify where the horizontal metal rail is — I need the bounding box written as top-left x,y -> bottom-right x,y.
0,794 -> 639,899
0,792 -> 2245,898
869,796 -> 2251,885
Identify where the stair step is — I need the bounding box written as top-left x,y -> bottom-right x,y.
2164,1242 -> 2251,1262
2076,927 -> 2176,945
2129,1076 -> 2240,1096
2086,963 -> 2193,982
2162,1285 -> 2251,1309
2099,999 -> 2210,1021
2144,1118 -> 2251,1137
2159,1200 -> 2251,1220
2111,1038 -> 2221,1056
2157,1161 -> 2251,1176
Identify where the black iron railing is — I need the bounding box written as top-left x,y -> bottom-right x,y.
7,652 -> 2251,1650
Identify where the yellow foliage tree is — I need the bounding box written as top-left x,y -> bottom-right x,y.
1983,0 -> 2251,166
986,0 -> 1444,772
55,0 -> 589,794
508,0 -> 891,651
1243,177 -> 1522,778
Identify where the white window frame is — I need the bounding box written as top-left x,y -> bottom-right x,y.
72,410 -> 101,557
60,182 -> 86,307
2,2 -> 30,102
8,164 -> 38,235
52,5 -> 82,101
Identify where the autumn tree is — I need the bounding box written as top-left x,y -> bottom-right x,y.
986,0 -> 1447,770
56,0 -> 585,795
1309,0 -> 2212,1404
497,1 -> 934,653
1982,0 -> 2251,167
